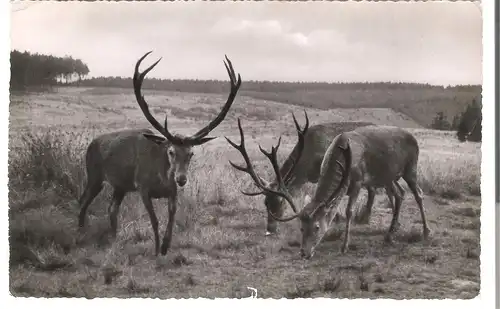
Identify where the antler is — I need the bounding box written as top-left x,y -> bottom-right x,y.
240,110 -> 310,197
133,51 -> 242,146
133,51 -> 183,144
226,112 -> 310,216
226,119 -> 299,214
225,118 -> 271,190
267,138 -> 352,223
188,55 -> 242,144
281,110 -> 310,184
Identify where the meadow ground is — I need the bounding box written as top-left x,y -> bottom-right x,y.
9,87 -> 480,298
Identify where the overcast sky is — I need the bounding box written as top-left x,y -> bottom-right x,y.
10,1 -> 482,85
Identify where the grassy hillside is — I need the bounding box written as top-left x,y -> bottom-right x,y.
9,86 -> 424,139
242,86 -> 480,128
70,79 -> 481,128
9,88 -> 480,298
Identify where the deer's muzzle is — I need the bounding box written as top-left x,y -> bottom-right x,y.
300,248 -> 314,260
176,175 -> 187,187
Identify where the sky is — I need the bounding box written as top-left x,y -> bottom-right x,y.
10,1 -> 483,86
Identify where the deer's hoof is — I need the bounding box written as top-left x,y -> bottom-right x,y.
265,230 -> 278,237
160,241 -> 171,256
393,222 -> 401,231
160,247 -> 168,256
423,228 -> 431,240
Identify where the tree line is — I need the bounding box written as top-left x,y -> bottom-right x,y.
73,75 -> 480,94
431,97 -> 482,142
10,50 -> 90,91
9,49 -> 481,142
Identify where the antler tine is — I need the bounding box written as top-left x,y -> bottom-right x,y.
225,119 -> 269,189
258,136 -> 284,189
189,55 -> 242,145
295,109 -> 309,133
258,136 -> 299,214
224,55 -> 237,85
267,208 -> 300,222
226,119 -> 300,215
133,51 -> 185,145
281,110 -> 310,184
241,189 -> 265,196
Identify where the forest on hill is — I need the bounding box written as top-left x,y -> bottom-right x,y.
9,50 -> 481,141
10,50 -> 89,91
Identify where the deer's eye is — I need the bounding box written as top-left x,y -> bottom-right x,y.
168,150 -> 175,156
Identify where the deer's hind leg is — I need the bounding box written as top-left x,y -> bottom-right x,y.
108,189 -> 126,239
78,179 -> 103,229
384,182 -> 403,243
404,174 -> 431,239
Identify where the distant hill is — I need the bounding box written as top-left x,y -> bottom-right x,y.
70,77 -> 481,128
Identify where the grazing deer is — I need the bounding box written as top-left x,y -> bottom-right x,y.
227,117 -> 430,259
235,119 -> 400,236
78,51 -> 242,256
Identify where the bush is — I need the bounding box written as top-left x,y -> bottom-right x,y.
9,132 -> 88,260
9,131 -> 86,200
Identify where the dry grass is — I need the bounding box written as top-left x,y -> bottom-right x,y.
8,87 -> 480,298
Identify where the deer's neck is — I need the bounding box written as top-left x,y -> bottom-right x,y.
147,142 -> 175,188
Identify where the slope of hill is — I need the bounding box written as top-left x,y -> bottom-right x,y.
71,79 -> 481,128
9,87 -> 422,137
243,86 -> 480,128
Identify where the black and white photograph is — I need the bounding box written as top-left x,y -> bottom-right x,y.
5,0 -> 493,303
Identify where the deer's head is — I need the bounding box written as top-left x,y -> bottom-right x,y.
134,51 -> 242,187
227,115 -> 352,259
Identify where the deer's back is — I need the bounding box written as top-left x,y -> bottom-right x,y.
345,126 -> 419,186
281,122 -> 373,183
86,129 -> 165,191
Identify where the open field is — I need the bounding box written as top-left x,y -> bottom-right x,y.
9,87 -> 481,298
74,79 -> 481,128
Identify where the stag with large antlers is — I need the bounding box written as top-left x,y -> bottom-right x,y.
227,115 -> 402,236
78,51 -> 241,256
234,118 -> 401,236
227,119 -> 430,259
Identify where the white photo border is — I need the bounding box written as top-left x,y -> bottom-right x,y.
1,0 -> 495,308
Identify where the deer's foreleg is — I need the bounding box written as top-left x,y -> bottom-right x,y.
141,191 -> 160,256
160,195 -> 178,256
354,186 -> 375,224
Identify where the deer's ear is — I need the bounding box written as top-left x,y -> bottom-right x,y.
143,133 -> 166,145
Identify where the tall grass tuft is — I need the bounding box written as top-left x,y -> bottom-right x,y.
9,131 -> 87,200
9,131 -> 89,263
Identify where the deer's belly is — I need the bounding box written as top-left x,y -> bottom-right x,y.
148,184 -> 176,199
361,174 -> 394,188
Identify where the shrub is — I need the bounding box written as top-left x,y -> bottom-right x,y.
9,131 -> 88,258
